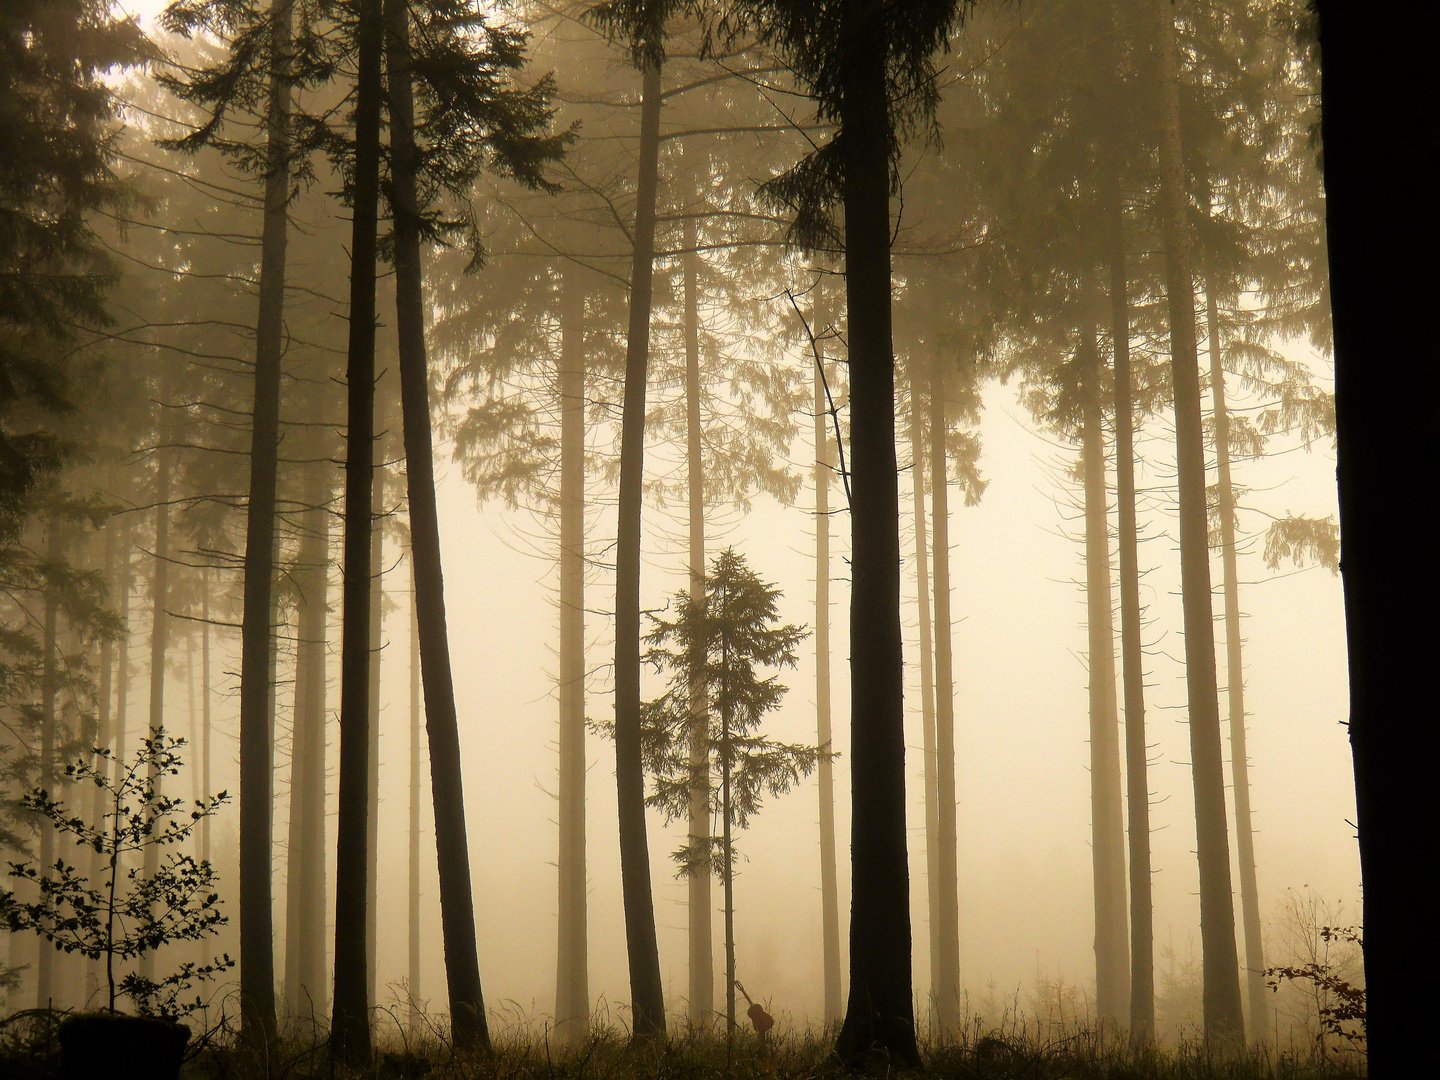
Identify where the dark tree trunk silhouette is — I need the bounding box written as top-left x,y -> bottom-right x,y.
139,438 -> 173,992
682,209 -> 713,1026
1315,1 -> 1432,1066
905,376 -> 941,1027
36,517 -> 60,1008
200,578 -> 213,866
1079,317 -> 1130,1026
407,561 -> 422,1030
387,0 -> 489,1048
285,463 -> 330,1018
554,267 -> 589,1041
87,520 -> 117,996
110,521 -> 133,793
814,327 -> 842,1026
366,465 -> 383,1010
330,0 -> 384,1059
612,61 -> 666,1039
1109,209 -> 1154,1041
834,8 -> 918,1063
1204,277 -> 1266,1038
236,0 -> 293,1044
1152,0 -> 1244,1042
928,365 -> 962,1034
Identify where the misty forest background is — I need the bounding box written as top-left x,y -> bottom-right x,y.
1,0 -> 1364,1063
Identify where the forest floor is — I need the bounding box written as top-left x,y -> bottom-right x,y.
0,1011 -> 1365,1080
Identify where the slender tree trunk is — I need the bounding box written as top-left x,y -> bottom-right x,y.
722,708 -> 735,1037
366,465 -> 383,1010
1203,280 -> 1266,1039
612,61 -> 667,1039
928,366 -> 963,1035
554,267 -> 589,1041
386,2 -> 488,1048
1109,208 -> 1154,1041
140,443 -> 173,989
1315,2 -> 1434,1065
330,0 -> 384,1059
200,580 -> 213,866
36,517 -> 61,1008
1152,0 -> 1244,1042
682,209 -> 714,1027
834,8 -> 918,1063
906,377 -> 941,1029
236,0 -> 293,1045
1080,318 -> 1131,1027
87,520 -> 116,998
814,318 -> 842,1027
286,467 -> 330,1020
110,522 -> 132,794
407,561 -> 422,1030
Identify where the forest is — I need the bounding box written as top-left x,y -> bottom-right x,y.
0,0 -> 1426,1077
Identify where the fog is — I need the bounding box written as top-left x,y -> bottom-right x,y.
1,0 -> 1359,1059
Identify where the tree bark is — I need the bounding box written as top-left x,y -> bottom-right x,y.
285,464 -> 330,1019
905,377 -> 941,1029
1315,1 -> 1433,1066
36,516 -> 61,1008
833,7 -> 918,1063
554,266 -> 589,1041
139,438 -> 173,992
928,366 -> 963,1035
722,700 -> 735,1036
200,577 -> 213,866
1203,280 -> 1266,1039
236,0 -> 293,1044
682,208 -> 714,1027
407,558 -> 422,1031
1079,317 -> 1130,1027
87,519 -> 117,997
330,0 -> 384,1059
1109,209 -> 1153,1041
366,464 -> 383,1010
814,303 -> 842,1028
612,61 -> 667,1039
386,0 -> 489,1049
1152,0 -> 1244,1042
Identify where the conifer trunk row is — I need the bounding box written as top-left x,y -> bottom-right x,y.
236,0 -> 293,1044
1079,318 -> 1130,1026
1203,282 -> 1266,1036
330,0 -> 384,1058
906,378 -> 941,1027
1152,0 -> 1244,1041
613,61 -> 667,1039
683,209 -> 714,1025
834,6 -> 918,1062
387,0 -> 489,1048
1109,215 -> 1154,1040
554,267 -> 589,1040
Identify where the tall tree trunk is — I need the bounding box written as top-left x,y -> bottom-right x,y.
139,443 -> 173,990
834,9 -> 918,1063
87,519 -> 116,997
1109,208 -> 1154,1041
814,316 -> 842,1027
682,209 -> 714,1027
928,366 -> 962,1035
554,267 -> 589,1041
236,0 -> 293,1044
386,2 -> 488,1048
36,517 -> 61,1008
1314,2 -> 1433,1065
366,465 -> 383,1010
722,709 -> 735,1036
407,561 -> 422,1030
200,579 -> 213,866
1203,280 -> 1266,1038
110,522 -> 133,792
612,61 -> 667,1039
330,0 -> 384,1059
286,468 -> 330,1019
906,377 -> 941,1029
1079,318 -> 1131,1027
1152,0 -> 1244,1042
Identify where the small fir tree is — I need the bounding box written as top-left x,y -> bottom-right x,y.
640,548 -> 820,1032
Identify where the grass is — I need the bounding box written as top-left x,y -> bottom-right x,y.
0,1006 -> 1367,1080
